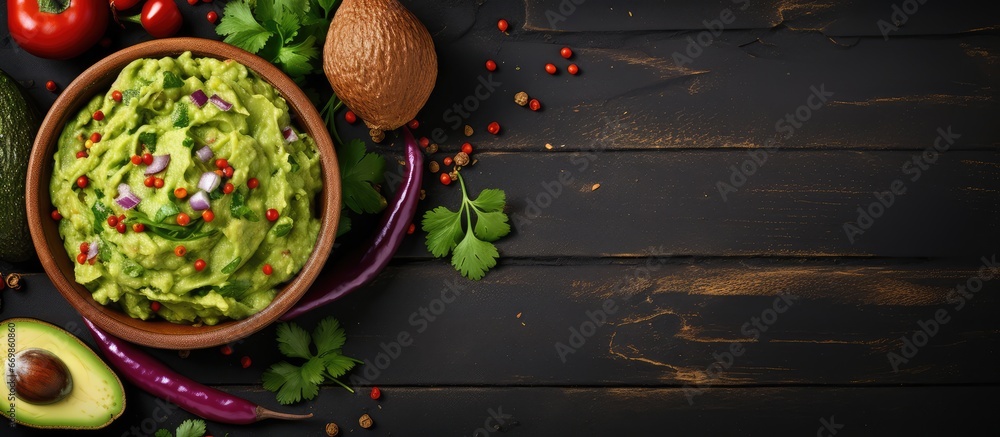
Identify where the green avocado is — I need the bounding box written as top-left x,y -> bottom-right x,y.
1,318 -> 126,429
0,69 -> 41,262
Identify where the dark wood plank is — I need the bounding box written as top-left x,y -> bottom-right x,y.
385,149 -> 1000,258
6,258 -> 999,386
523,0 -> 1000,35
10,386 -> 999,436
400,32 -> 1000,153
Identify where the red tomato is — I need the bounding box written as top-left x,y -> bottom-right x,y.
7,0 -> 109,59
140,0 -> 182,38
110,0 -> 141,10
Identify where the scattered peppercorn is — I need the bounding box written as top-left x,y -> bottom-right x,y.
464,125 -> 474,136
5,273 -> 22,291
45,80 -> 57,92
428,161 -> 440,173
545,63 -> 557,75
206,11 -> 218,24
443,157 -> 454,166
407,223 -> 415,235
455,152 -> 470,166
174,187 -> 188,199
76,175 -> 89,189
419,137 -> 430,148
51,210 -> 62,221
426,143 -> 439,154
462,143 -> 473,154
174,245 -> 187,257
514,91 -> 528,106
370,386 -> 381,400
187,0 -> 198,4
151,301 -> 161,312
262,264 -> 273,275
132,223 -> 145,233
439,173 -> 452,185
561,47 -> 573,59
178,350 -> 191,359
485,59 -> 497,71
266,208 -> 279,221
487,122 -> 501,135
325,422 -> 340,437
111,90 -> 123,102
194,259 -> 207,271
567,63 -> 579,75
370,128 -> 385,142
176,213 -> 191,226
359,414 -> 373,429
93,110 -> 105,121
419,189 -> 426,200
241,356 -> 252,368
220,345 -> 233,356
344,110 -> 357,124
408,119 -> 420,129
529,99 -> 541,111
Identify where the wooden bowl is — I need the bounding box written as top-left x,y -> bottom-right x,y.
25,38 -> 341,350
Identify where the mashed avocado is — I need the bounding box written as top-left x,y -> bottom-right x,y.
50,52 -> 322,325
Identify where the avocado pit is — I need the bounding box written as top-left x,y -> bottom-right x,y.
6,348 -> 73,404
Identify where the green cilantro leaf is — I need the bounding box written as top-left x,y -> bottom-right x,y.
91,201 -> 113,234
153,203 -> 180,223
422,172 -> 510,280
172,104 -> 189,128
138,131 -> 158,151
217,2 -> 273,54
313,317 -> 346,355
276,35 -> 319,77
174,419 -> 207,437
154,430 -> 172,437
276,322 -> 312,359
263,317 -> 358,405
162,71 -> 184,89
339,139 -> 386,214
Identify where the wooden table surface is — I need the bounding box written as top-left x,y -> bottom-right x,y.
3,0 -> 1000,435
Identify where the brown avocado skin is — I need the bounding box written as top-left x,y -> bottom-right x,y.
1,318 -> 126,430
0,69 -> 41,262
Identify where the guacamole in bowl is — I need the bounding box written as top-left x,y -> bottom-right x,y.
50,52 -> 322,325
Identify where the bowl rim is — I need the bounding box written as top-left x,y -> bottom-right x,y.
25,37 -> 341,350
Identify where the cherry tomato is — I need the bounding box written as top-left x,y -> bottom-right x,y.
45,80 -> 57,92
545,63 -> 557,75
529,99 -> 541,111
220,345 -> 233,355
144,175 -> 156,187
79,242 -> 90,254
202,210 -> 215,222
51,210 -> 62,221
222,182 -> 234,194
76,176 -> 89,188
139,0 -> 183,38
265,209 -> 279,222
132,223 -> 145,232
112,90 -> 123,102
76,151 -> 88,159
262,264 -> 273,275
344,110 -> 357,124
370,387 -> 381,400
223,166 -> 234,178
247,178 -> 259,189
176,213 -> 190,226
174,187 -> 187,199
241,356 -> 252,368
408,119 -> 420,130
93,110 -> 105,121
215,158 -> 228,169
90,132 -> 102,143
8,0 -> 109,59
439,173 -> 452,185
194,259 -> 207,271
77,253 -> 87,264
567,63 -> 580,75
206,11 -> 218,24
487,122 -> 501,135
443,157 -> 453,166
485,60 -> 497,72
107,215 -> 118,227
174,245 -> 186,257
419,137 -> 430,148
116,222 -> 127,234
560,47 -> 573,59
150,301 -> 161,312
462,143 -> 473,154
110,0 -> 141,11
131,155 -> 142,165
497,19 -> 509,32
143,153 -> 154,165
153,177 -> 165,189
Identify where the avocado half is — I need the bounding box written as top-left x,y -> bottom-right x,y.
0,68 -> 40,262
1,318 -> 126,429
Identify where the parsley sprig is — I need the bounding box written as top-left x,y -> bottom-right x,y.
155,419 -> 206,437
262,317 -> 362,405
423,171 -> 511,280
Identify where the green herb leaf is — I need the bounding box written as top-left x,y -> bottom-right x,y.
276,322 -> 312,359
322,354 -> 355,378
422,173 -> 509,280
172,104 -> 189,128
153,203 -> 180,223
216,2 -> 273,54
271,218 -> 293,237
276,35 -> 319,77
138,131 -> 158,151
154,430 -> 173,437
123,259 -> 145,278
174,419 -> 206,437
163,71 -> 184,89
215,280 -> 251,299
287,154 -> 300,173
221,257 -> 242,274
262,361 -> 310,405
313,317 -> 346,355
339,139 -> 386,214
91,202 -> 113,234
182,137 -> 195,148
122,89 -> 140,105
230,187 -> 260,222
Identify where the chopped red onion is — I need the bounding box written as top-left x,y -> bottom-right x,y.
189,191 -> 211,211
190,90 -> 208,108
144,154 -> 170,175
198,171 -> 221,192
282,126 -> 298,143
86,239 -> 99,260
114,183 -> 141,210
209,94 -> 232,111
196,146 -> 213,162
